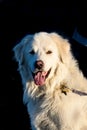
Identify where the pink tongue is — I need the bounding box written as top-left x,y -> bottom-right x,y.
34,71 -> 47,86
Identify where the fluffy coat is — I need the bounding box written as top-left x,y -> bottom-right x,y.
13,32 -> 87,130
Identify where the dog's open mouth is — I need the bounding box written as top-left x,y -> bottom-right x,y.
32,69 -> 51,86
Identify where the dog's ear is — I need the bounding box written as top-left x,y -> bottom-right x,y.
50,33 -> 72,65
13,35 -> 33,65
13,42 -> 24,65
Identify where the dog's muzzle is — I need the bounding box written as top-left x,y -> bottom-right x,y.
32,60 -> 51,86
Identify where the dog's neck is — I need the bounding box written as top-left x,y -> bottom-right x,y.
60,85 -> 87,96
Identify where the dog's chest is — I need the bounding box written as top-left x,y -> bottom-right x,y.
27,92 -> 87,130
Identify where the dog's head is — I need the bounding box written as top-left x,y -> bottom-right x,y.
13,32 -> 72,87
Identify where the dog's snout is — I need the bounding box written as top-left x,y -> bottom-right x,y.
35,60 -> 44,69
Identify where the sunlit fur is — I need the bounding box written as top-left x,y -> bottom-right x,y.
13,32 -> 87,130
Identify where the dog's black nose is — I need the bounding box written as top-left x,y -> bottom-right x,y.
34,60 -> 44,69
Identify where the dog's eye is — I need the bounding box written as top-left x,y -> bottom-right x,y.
29,50 -> 35,55
46,50 -> 52,54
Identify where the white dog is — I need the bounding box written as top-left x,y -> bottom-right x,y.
13,32 -> 87,130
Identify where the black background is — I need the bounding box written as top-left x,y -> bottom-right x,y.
0,0 -> 87,130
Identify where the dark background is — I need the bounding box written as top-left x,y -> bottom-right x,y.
0,0 -> 87,130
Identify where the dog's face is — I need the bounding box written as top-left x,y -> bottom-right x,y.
23,33 -> 59,86
13,32 -> 70,87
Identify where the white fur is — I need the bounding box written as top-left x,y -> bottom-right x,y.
13,32 -> 87,130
